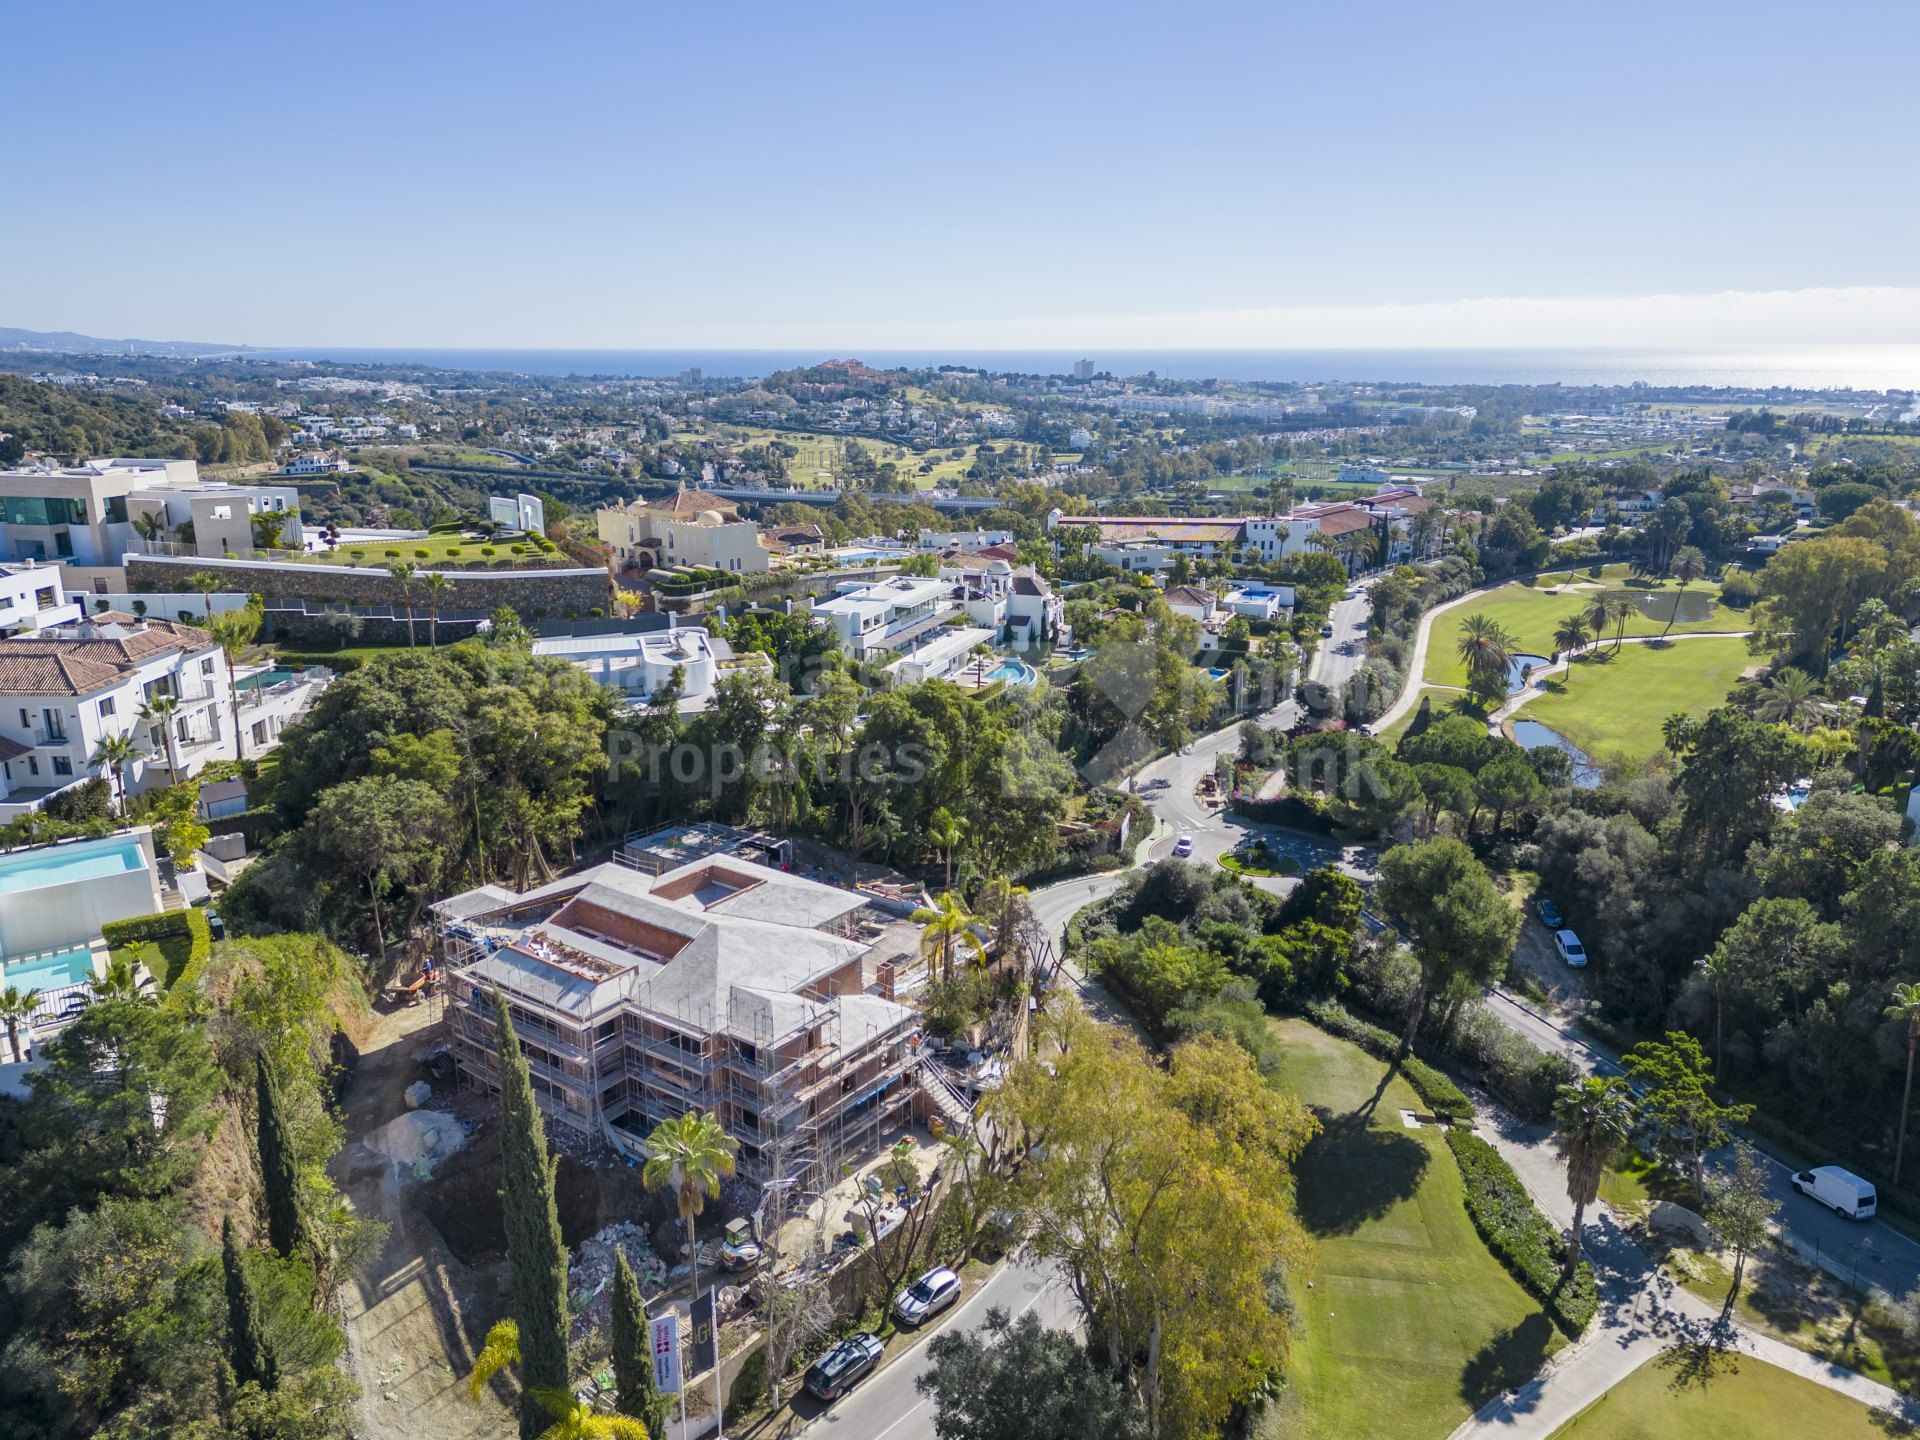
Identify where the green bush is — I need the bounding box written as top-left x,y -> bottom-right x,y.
480,546 -> 497,557
1303,1000 -> 1474,1123
384,549 -> 400,559
1446,1130 -> 1597,1337
101,908 -> 212,995
413,548 -> 429,559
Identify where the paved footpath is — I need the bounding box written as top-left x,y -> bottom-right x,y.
1450,1098 -> 1920,1438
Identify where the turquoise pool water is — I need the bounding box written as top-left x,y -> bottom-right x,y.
237,668 -> 297,691
986,659 -> 1037,685
2,947 -> 96,995
0,834 -> 146,895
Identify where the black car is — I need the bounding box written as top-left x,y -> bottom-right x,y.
804,1332 -> 884,1402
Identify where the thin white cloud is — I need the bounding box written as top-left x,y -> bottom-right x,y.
650,285 -> 1920,349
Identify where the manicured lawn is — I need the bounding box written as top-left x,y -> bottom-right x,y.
1549,1351 -> 1904,1440
1422,570 -> 1748,690
1268,1019 -> 1562,1440
1511,637 -> 1756,766
313,533 -> 564,567
1377,686 -> 1476,749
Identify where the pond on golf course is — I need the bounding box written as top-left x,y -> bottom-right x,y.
1509,718 -> 1604,788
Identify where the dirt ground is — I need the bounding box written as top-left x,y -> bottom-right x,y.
1509,911 -> 1592,1013
331,998 -> 513,1440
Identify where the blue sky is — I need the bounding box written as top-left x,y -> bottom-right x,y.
6,0 -> 1917,348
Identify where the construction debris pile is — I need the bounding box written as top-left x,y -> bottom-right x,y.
567,1222 -> 668,1337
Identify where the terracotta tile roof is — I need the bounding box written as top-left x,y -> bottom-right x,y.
976,544 -> 1020,561
1312,509 -> 1378,538
0,617 -> 217,697
764,524 -> 823,545
1010,567 -> 1051,597
646,488 -> 740,519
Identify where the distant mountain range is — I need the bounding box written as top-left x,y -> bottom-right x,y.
0,325 -> 251,359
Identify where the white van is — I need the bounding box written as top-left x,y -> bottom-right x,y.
1792,1165 -> 1877,1220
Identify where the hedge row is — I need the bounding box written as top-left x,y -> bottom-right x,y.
1446,1130 -> 1597,1337
1303,999 -> 1475,1124
101,908 -> 213,996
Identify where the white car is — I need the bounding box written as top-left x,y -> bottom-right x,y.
893,1266 -> 962,1325
1172,833 -> 1194,858
1553,929 -> 1588,968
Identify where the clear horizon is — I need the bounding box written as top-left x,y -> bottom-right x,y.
6,0 -> 1916,351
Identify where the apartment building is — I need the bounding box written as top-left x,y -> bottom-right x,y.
0,612 -> 233,817
0,458 -> 301,590
596,488 -> 770,577
436,850 -> 921,1185
810,575 -> 956,659
0,562 -> 82,635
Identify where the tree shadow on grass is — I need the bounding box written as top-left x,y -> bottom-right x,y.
1459,1311 -> 1558,1407
1292,1104 -> 1430,1238
1659,1337 -> 1741,1392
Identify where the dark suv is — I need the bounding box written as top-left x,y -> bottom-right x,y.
804,1332 -> 884,1402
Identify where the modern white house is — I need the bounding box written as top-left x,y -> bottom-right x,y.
886,625 -> 995,685
0,612 -> 234,817
280,453 -> 351,476
0,562 -> 82,635
532,625 -> 721,711
918,528 -> 1013,553
810,576 -> 957,660
1220,584 -> 1296,621
489,493 -> 546,534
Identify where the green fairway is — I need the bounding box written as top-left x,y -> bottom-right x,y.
1511,636 -> 1755,766
1422,569 -> 1748,689
1549,1351 -> 1904,1440
1269,1019 -> 1561,1440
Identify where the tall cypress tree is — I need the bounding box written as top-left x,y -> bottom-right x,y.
222,1216 -> 279,1393
611,1249 -> 668,1436
493,987 -> 571,1440
255,1053 -> 308,1258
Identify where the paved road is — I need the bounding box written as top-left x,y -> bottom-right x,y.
1311,583 -> 1375,694
794,1258 -> 1075,1440
1485,983 -> 1920,1302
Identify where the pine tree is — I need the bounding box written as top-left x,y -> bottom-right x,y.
611,1249 -> 669,1436
255,1053 -> 308,1258
222,1216 -> 279,1392
494,987 -> 571,1440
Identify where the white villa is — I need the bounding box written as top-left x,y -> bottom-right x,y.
532,624 -> 722,711
810,575 -> 956,660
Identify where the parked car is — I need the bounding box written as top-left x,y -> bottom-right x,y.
893,1265 -> 962,1325
1172,833 -> 1194,858
1319,622 -> 1336,637
1793,1166 -> 1878,1220
1537,896 -> 1563,929
804,1332 -> 885,1402
1141,777 -> 1171,792
1553,929 -> 1587,968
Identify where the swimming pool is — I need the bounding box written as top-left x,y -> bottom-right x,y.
0,834 -> 146,895
1,947 -> 97,995
985,658 -> 1037,686
237,667 -> 297,691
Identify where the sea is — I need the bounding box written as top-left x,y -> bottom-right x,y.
245,345 -> 1920,393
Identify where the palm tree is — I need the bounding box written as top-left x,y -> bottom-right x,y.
0,985 -> 34,1062
1584,589 -> 1634,654
1888,983 -> 1920,1187
89,731 -> 140,813
468,1318 -> 522,1398
1553,613 -> 1592,660
186,570 -> 222,621
640,1111 -> 738,1324
911,891 -> 986,982
137,696 -> 183,781
209,606 -> 263,761
1659,546 -> 1709,639
388,562 -> 418,647
1552,1075 -> 1638,1276
422,572 -> 454,648
1455,613 -> 1519,697
130,510 -> 167,552
1754,667 -> 1819,731
926,808 -> 965,890
90,952 -> 145,1001
1699,950 -> 1733,1079
468,1326 -> 651,1439
978,874 -> 1031,966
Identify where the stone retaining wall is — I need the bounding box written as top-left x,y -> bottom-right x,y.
125,555 -> 611,622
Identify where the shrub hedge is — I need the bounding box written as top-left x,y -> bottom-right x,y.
1304,999 -> 1474,1124
1446,1130 -> 1597,1337
101,908 -> 213,996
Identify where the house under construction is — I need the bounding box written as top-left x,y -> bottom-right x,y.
433,849 -> 946,1187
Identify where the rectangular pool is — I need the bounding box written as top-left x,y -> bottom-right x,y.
1,947 -> 97,995
0,835 -> 147,895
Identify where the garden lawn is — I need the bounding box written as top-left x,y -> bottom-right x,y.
1422,572 -> 1748,689
1548,1351 -> 1900,1440
317,532 -> 565,566
1511,636 -> 1755,766
1268,1019 -> 1561,1440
